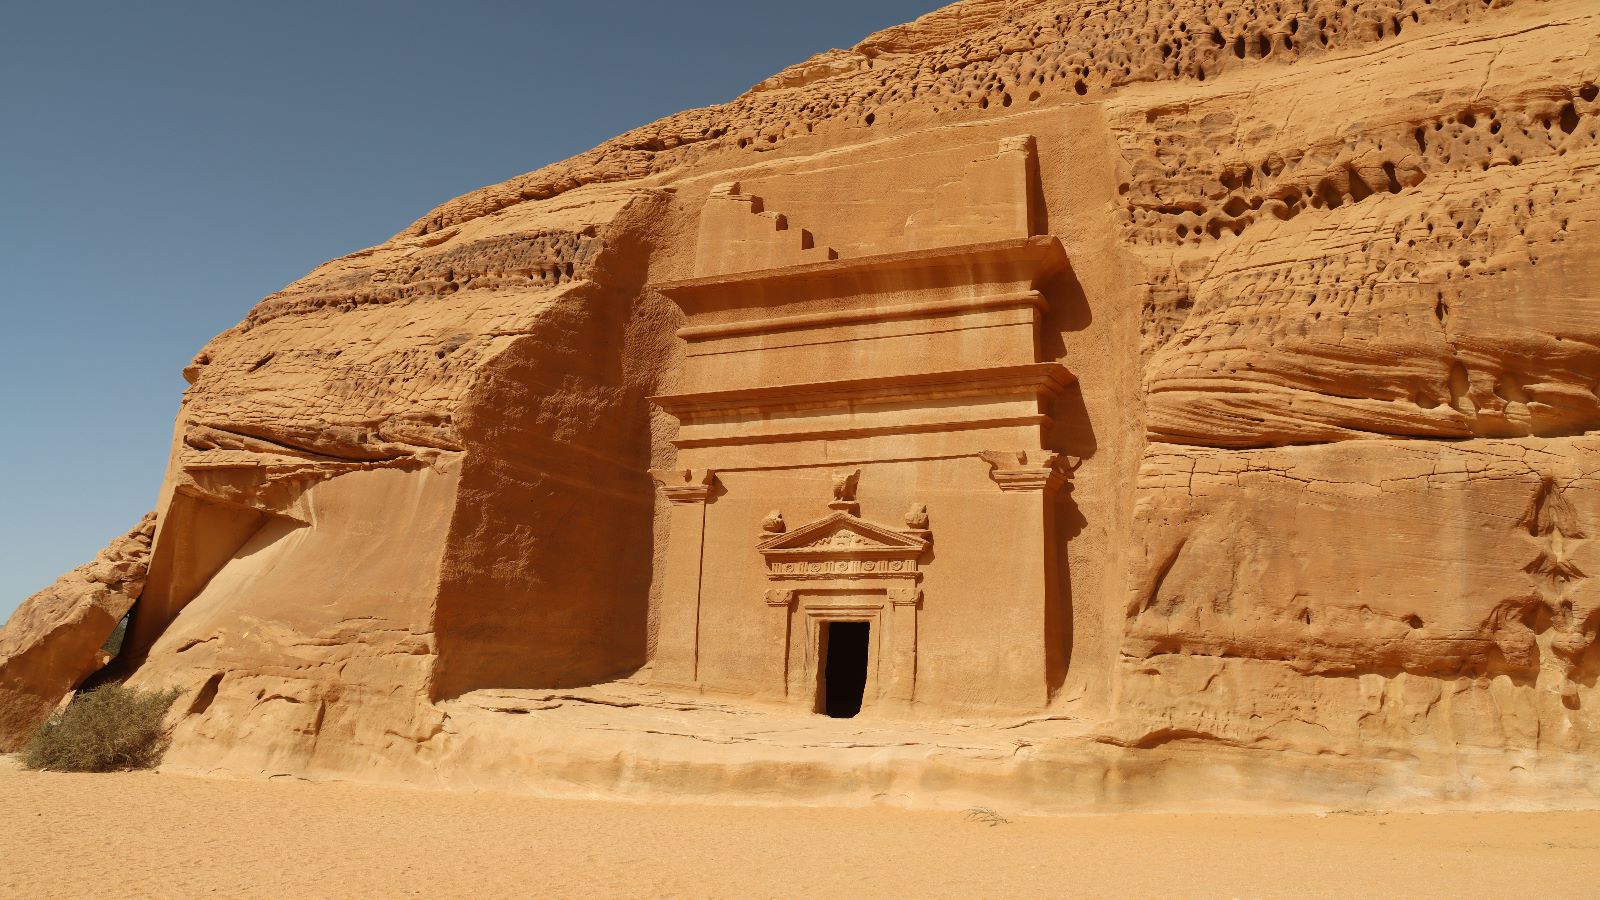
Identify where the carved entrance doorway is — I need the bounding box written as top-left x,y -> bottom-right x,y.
820,620 -> 870,717
758,492 -> 927,714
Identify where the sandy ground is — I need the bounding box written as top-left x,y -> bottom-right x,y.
2,759 -> 1598,899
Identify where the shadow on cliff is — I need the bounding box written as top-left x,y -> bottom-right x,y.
428,194 -> 676,700
1039,261 -> 1094,700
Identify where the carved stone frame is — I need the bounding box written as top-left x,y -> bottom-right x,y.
758,512 -> 927,711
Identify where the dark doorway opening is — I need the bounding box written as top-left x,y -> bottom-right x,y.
821,621 -> 869,718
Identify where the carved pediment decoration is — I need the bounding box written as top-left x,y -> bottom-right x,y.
758,512 -> 925,553
758,511 -> 929,580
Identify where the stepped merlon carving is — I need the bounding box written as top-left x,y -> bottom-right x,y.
692,182 -> 837,277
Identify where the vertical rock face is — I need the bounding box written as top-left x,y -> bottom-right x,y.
10,0 -> 1600,805
0,514 -> 155,750
1116,440 -> 1600,756
115,189 -> 680,776
1102,0 -> 1600,759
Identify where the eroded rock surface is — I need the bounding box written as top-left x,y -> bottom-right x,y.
12,0 -> 1600,809
0,514 -> 155,750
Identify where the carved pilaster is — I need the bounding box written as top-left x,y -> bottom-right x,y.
886,587 -> 921,703
649,467 -> 716,687
649,467 -> 717,503
978,450 -> 1074,494
764,589 -> 796,698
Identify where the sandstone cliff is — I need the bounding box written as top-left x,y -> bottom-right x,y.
4,0 -> 1598,811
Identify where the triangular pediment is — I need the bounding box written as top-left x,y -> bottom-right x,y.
758,512 -> 925,553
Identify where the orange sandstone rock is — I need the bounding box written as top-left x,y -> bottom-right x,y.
0,514 -> 155,750
7,0 -> 1600,810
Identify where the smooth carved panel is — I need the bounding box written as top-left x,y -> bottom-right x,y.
904,135 -> 1038,251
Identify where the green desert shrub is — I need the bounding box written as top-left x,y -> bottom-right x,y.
22,683 -> 181,772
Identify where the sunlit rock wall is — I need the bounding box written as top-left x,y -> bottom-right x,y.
4,0 -> 1593,799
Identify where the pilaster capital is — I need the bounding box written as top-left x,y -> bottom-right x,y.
888,587 -> 923,608
978,450 -> 1076,494
764,589 -> 797,608
649,467 -> 717,503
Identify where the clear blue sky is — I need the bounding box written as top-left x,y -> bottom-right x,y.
0,0 -> 938,622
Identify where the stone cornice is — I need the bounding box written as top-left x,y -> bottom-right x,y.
675,289 -> 1046,342
650,236 -> 1069,319
652,362 -> 1074,417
